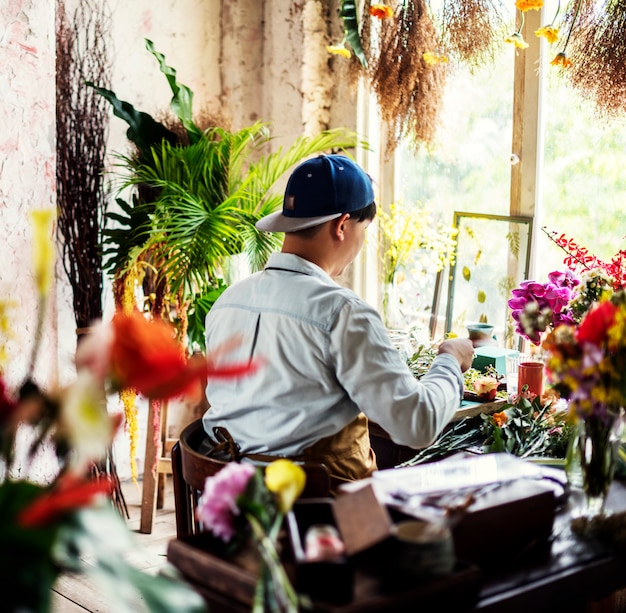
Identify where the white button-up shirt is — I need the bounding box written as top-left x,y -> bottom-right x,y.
203,252 -> 463,456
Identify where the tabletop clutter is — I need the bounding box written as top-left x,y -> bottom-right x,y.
285,453 -> 561,606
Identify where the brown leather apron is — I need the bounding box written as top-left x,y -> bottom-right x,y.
203,413 -> 377,487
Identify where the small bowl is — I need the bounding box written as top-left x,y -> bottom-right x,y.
393,520 -> 456,577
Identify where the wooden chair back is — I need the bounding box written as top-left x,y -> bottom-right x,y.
171,419 -> 332,538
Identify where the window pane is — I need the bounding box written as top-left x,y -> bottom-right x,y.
393,48 -> 515,339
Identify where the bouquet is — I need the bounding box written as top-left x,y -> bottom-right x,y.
508,230 -> 625,346
542,290 -> 626,421
196,459 -> 307,613
0,210 -> 258,612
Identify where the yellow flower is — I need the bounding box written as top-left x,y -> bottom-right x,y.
505,32 -> 530,49
535,25 -> 559,44
369,4 -> 394,19
326,43 -> 351,59
423,51 -> 449,65
516,0 -> 544,11
57,370 -> 117,471
265,459 -> 306,514
30,209 -> 56,297
551,52 -> 572,67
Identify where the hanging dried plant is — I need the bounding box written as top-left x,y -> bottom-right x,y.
560,0 -> 626,118
439,0 -> 509,70
368,0 -> 448,155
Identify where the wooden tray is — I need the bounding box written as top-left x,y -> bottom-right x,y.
167,531 -> 482,612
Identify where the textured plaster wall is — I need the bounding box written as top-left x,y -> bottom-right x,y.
0,1 -> 62,391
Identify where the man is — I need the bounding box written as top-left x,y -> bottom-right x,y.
202,154 -> 474,482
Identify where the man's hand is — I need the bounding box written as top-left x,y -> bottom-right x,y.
437,338 -> 475,372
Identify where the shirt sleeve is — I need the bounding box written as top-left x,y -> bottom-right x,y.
329,297 -> 464,449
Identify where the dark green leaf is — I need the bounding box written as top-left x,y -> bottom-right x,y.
340,0 -> 368,67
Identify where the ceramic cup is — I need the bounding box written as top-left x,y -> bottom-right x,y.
393,520 -> 455,577
518,360 -> 544,397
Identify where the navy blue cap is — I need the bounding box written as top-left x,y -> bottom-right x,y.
256,154 -> 375,232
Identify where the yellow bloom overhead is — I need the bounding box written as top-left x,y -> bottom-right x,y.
265,459 -> 306,514
535,25 -> 559,44
423,51 -> 449,65
516,0 -> 544,11
30,209 -> 56,297
551,52 -> 572,67
369,3 -> 394,19
326,43 -> 351,58
505,32 -> 530,49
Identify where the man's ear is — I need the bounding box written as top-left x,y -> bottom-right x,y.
334,213 -> 352,241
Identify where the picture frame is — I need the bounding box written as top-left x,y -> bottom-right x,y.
431,212 -> 533,350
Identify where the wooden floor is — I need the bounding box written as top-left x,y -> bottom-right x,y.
51,476 -> 177,613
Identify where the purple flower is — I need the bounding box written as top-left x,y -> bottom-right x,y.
507,271 -> 579,344
196,462 -> 256,541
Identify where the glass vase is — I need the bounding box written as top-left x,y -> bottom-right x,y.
577,408 -> 624,517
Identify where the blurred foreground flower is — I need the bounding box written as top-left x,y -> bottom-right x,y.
0,209 -> 263,612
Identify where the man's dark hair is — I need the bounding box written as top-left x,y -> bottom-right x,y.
291,202 -> 377,238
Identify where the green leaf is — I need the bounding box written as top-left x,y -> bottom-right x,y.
462,266 -> 471,281
86,82 -> 177,152
340,0 -> 368,67
477,289 -> 486,303
145,39 -> 203,144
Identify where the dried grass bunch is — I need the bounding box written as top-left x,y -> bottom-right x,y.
561,0 -> 626,119
367,0 -> 448,155
439,0 -> 509,69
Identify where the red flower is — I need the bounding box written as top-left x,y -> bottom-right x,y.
17,475 -> 113,528
0,376 -> 17,426
109,312 -> 262,399
576,301 -> 617,346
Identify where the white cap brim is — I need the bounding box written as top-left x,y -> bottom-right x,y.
255,211 -> 342,233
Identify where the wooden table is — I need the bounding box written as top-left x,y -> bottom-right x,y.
167,476 -> 626,613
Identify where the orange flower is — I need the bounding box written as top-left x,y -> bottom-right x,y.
109,312 -> 261,399
18,475 -> 113,528
492,411 -> 508,427
369,4 -> 394,19
551,52 -> 572,67
516,0 -> 543,11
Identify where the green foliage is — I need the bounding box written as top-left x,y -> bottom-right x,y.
340,0 -> 367,67
480,396 -> 571,459
186,281 -> 228,352
94,38 -> 367,346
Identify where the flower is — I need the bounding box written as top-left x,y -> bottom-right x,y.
196,459 -> 307,612
326,42 -> 351,58
551,52 -> 572,67
505,32 -> 530,49
423,51 -> 449,65
535,25 -> 559,43
543,290 -> 626,421
508,270 -> 579,345
481,393 -> 570,458
473,376 -> 499,401
516,0 -> 544,11
0,209 -> 257,612
369,4 -> 394,19
196,462 -> 256,541
265,458 -> 306,513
